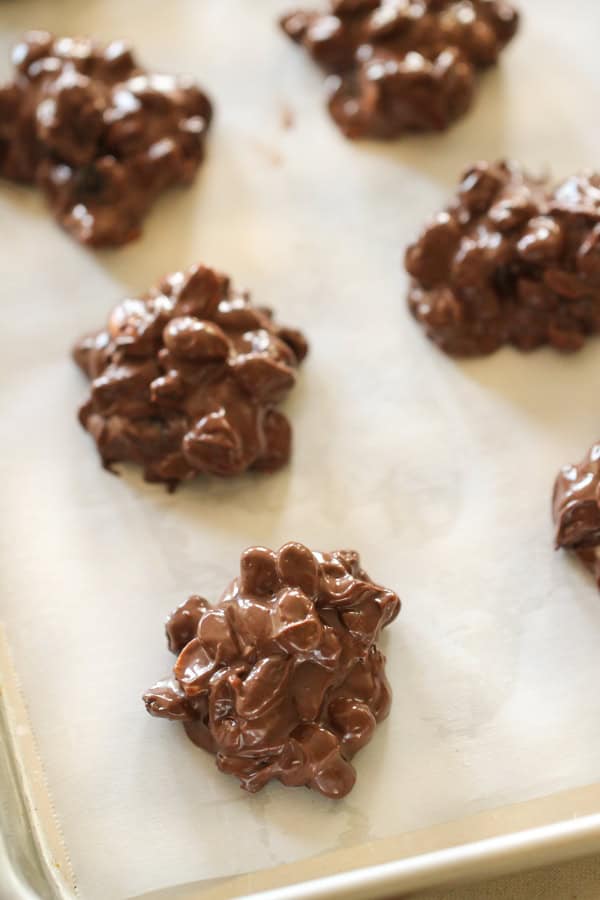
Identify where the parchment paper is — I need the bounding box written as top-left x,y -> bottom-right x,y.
2,1 -> 600,898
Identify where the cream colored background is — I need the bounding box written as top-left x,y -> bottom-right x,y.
2,1 -> 600,899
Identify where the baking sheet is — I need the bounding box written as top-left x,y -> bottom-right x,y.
2,1 -> 600,898
0,626 -> 74,900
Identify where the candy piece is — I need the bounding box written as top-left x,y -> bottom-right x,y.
74,263 -> 307,488
0,32 -> 212,245
406,161 -> 600,356
280,0 -> 518,139
143,543 -> 400,798
553,443 -> 600,588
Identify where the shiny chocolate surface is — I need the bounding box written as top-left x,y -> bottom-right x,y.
144,543 -> 400,799
74,263 -> 308,488
0,31 -> 212,245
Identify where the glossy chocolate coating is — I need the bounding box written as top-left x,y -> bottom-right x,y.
74,263 -> 308,488
143,543 -> 400,799
553,443 -> 600,587
0,31 -> 212,245
280,0 -> 518,139
406,160 -> 600,356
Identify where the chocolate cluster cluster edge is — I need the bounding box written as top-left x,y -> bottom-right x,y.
0,31 -> 212,245
406,160 -> 600,356
553,443 -> 600,589
281,0 -> 519,139
144,542 -> 400,799
74,263 -> 308,488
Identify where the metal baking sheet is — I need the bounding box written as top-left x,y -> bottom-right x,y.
2,0 -> 600,897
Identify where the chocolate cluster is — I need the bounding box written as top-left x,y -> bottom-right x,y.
553,443 -> 600,588
144,543 -> 400,799
406,161 -> 600,356
74,263 -> 308,488
280,0 -> 518,139
0,31 -> 212,245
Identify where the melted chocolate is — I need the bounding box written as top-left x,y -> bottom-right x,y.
280,0 -> 518,139
0,32 -> 212,245
143,543 -> 400,799
553,443 -> 600,587
406,160 -> 600,356
74,263 -> 308,488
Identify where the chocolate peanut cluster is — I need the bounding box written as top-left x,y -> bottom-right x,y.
144,543 -> 400,798
74,263 -> 308,488
406,161 -> 600,356
280,0 -> 518,139
553,443 -> 600,589
0,31 -> 212,245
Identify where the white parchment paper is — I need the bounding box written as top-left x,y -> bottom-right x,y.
2,1 -> 600,897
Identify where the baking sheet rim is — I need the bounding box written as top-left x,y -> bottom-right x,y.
154,786 -> 600,900
0,624 -> 75,899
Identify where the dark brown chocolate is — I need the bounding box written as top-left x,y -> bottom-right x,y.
143,543 -> 400,799
0,32 -> 212,245
553,443 -> 600,588
280,0 -> 518,139
406,160 -> 600,356
73,263 -> 308,488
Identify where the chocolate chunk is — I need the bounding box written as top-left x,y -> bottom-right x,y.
280,1 -> 518,139
0,32 -> 212,245
406,161 -> 600,356
166,595 -> 210,654
553,443 -> 600,588
143,543 -> 400,799
73,264 -> 307,488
